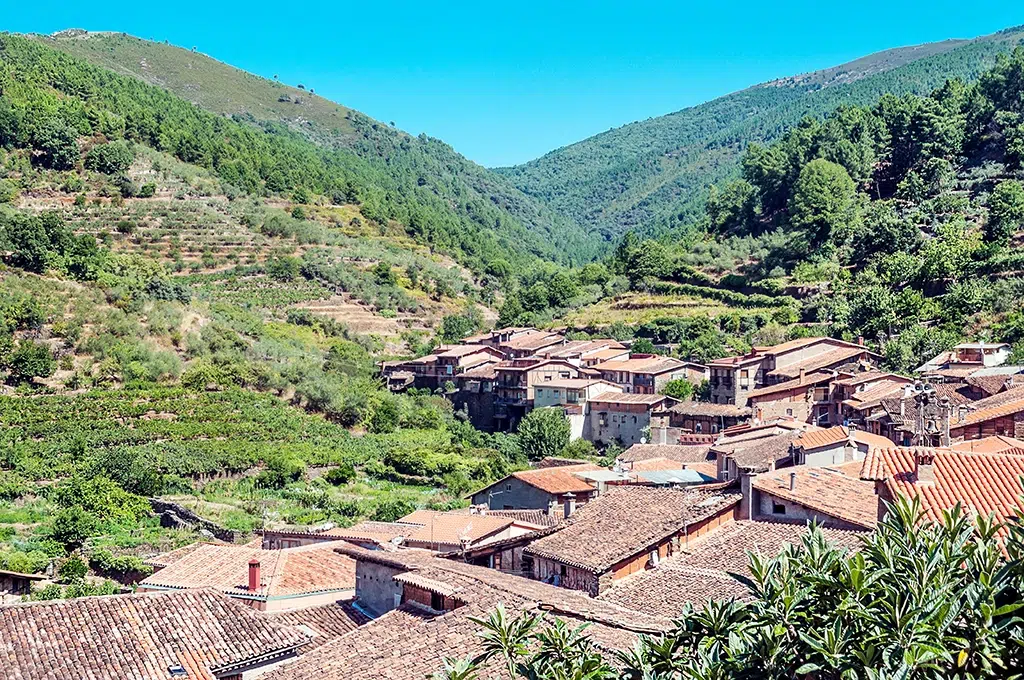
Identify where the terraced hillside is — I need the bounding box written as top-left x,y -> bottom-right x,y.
499,26 -> 1024,241
34,30 -> 602,262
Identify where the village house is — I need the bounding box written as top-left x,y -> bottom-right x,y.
587,392 -> 673,445
595,521 -> 866,617
392,509 -> 547,552
746,370 -> 835,424
494,358 -> 584,429
747,465 -> 878,530
261,545 -> 672,680
489,329 -> 566,358
917,342 -> 1012,377
652,400 -> 751,438
433,344 -> 506,381
712,424 -> 805,483
708,337 -> 877,407
792,425 -> 896,467
532,378 -> 622,408
594,355 -> 706,394
534,338 -> 629,366
0,590 -> 313,680
523,485 -> 741,596
949,434 -> 1024,453
469,462 -> 602,511
138,543 -> 357,612
618,442 -> 714,466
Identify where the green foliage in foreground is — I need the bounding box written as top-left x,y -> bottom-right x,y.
438,497 -> 1024,679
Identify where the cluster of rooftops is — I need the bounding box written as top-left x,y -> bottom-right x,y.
8,422 -> 1024,678
8,335 -> 1024,678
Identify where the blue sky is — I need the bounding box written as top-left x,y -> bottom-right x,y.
10,1 -> 1024,167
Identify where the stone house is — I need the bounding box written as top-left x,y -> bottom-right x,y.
586,393 -> 671,446
523,486 -> 741,596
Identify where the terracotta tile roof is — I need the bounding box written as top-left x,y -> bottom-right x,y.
262,550 -> 673,680
842,381 -> 911,410
793,426 -> 891,452
140,543 -> 355,600
321,521 -> 419,545
860,447 -> 1024,536
537,378 -> 615,389
952,389 -> 1024,429
265,600 -> 369,652
795,425 -> 849,450
666,400 -> 752,417
768,346 -> 870,378
144,540 -> 225,568
596,521 -> 866,616
0,590 -> 310,680
718,432 -> 799,471
619,443 -> 713,464
752,466 -> 879,529
484,509 -> 562,527
623,456 -> 684,471
747,371 -> 832,399
524,486 -> 741,573
457,364 -> 498,380
501,330 -> 565,351
402,514 -> 520,547
965,374 -> 1013,396
757,336 -> 866,356
950,435 -> 1024,453
436,344 -> 502,358
510,463 -> 602,494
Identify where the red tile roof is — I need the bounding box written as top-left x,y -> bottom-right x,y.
619,443 -> 713,464
587,393 -> 668,405
747,371 -> 833,399
950,435 -> 1024,454
752,466 -> 879,529
596,520 -> 866,616
140,543 -> 355,600
794,426 -> 893,452
666,400 -> 752,417
768,346 -> 871,378
951,389 -> 1024,429
262,550 -> 673,680
265,600 -> 369,652
510,463 -> 602,494
0,590 -> 310,680
524,486 -> 740,573
860,447 -> 1024,534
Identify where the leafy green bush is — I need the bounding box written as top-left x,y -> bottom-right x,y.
85,140 -> 134,175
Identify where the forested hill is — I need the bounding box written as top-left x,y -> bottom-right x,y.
497,26 -> 1024,243
26,30 -> 599,267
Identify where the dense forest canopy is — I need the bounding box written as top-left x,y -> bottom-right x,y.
498,27 -> 1024,243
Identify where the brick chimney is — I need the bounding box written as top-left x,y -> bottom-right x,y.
563,492 -> 577,519
915,451 -> 936,485
248,559 -> 261,592
799,367 -> 806,382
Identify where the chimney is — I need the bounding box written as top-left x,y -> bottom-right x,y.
248,559 -> 261,592
789,472 -> 797,491
799,367 -> 806,382
857,336 -> 864,347
563,492 -> 577,519
915,451 -> 936,485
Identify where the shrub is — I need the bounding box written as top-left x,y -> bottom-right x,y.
6,341 -> 56,384
323,463 -> 355,486
84,140 -> 134,175
137,182 -> 156,198
58,554 -> 88,583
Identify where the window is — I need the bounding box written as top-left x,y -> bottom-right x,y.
431,591 -> 445,611
695,423 -> 703,433
786,408 -> 793,416
632,415 -> 637,424
599,413 -> 608,426
505,483 -> 512,492
544,375 -> 552,381
772,502 -> 786,515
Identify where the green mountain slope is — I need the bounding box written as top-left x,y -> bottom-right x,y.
498,26 -> 1024,241
30,30 -> 598,266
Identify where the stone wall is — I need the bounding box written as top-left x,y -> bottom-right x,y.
148,499 -> 237,542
